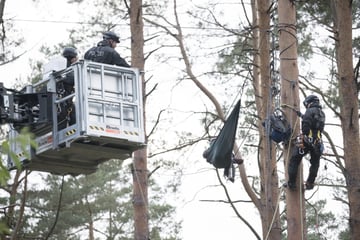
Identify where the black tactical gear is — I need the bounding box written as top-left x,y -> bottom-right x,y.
287,95 -> 325,191
59,47 -> 79,129
301,101 -> 325,136
84,40 -> 130,67
303,94 -> 319,108
288,139 -> 322,189
62,47 -> 78,68
62,47 -> 78,59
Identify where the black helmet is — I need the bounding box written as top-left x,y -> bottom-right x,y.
303,95 -> 319,108
103,31 -> 120,43
62,47 -> 78,59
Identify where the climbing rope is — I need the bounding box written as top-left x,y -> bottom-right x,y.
131,160 -> 149,212
299,165 -> 305,240
263,7 -> 284,239
283,105 -> 306,240
265,0 -> 306,237
288,88 -> 305,240
264,185 -> 285,240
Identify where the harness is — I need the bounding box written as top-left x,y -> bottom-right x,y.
56,81 -> 74,128
296,129 -> 324,155
295,106 -> 325,154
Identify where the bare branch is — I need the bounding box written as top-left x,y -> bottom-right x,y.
147,108 -> 164,139
0,0 -> 6,48
145,80 -> 157,98
45,175 -> 65,240
299,75 -> 340,118
200,199 -> 253,204
215,169 -> 261,240
148,136 -> 204,158
11,170 -> 28,240
148,166 -> 161,179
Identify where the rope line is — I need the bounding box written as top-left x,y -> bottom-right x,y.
263,4 -> 283,238
132,160 -> 148,210
288,74 -> 305,240
277,2 -> 306,235
283,105 -> 305,240
300,164 -> 304,240
264,186 -> 284,240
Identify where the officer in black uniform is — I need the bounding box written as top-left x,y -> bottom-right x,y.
62,47 -> 78,91
58,47 -> 79,129
84,31 -> 130,67
63,47 -> 78,68
287,95 -> 325,190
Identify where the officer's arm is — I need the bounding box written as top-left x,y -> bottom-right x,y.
301,111 -> 312,135
113,52 -> 130,67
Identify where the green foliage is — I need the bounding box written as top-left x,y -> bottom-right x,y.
1,127 -> 37,186
3,127 -> 38,171
338,229 -> 350,240
306,200 -> 338,240
281,199 -> 348,240
0,221 -> 10,235
297,1 -> 333,27
0,127 -> 38,237
297,32 -> 314,60
14,160 -> 180,239
216,34 -> 254,75
0,141 -> 11,186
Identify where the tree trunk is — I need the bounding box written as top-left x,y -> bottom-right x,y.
6,170 -> 21,231
255,0 -> 281,239
278,0 -> 306,239
88,219 -> 94,240
130,1 -> 149,239
333,1 -> 360,239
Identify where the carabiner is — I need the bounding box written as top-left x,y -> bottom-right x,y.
299,148 -> 304,155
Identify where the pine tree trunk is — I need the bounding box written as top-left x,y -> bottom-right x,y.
256,0 -> 281,239
278,0 -> 306,239
130,1 -> 149,239
333,1 -> 360,239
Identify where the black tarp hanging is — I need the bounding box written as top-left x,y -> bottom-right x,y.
203,100 -> 241,181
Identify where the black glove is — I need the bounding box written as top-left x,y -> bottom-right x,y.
296,110 -> 303,118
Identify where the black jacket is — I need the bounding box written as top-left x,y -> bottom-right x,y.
301,102 -> 325,136
84,40 -> 130,67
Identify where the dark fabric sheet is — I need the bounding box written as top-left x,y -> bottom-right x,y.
203,100 -> 241,169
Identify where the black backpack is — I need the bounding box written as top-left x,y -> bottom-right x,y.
269,109 -> 292,143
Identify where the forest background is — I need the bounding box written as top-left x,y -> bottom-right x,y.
0,0 -> 359,240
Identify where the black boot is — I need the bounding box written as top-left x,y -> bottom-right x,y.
285,181 -> 296,191
305,182 -> 314,190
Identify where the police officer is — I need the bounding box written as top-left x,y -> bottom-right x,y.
63,47 -> 78,67
59,47 -> 79,128
84,31 -> 130,67
287,95 -> 325,190
61,47 -> 79,92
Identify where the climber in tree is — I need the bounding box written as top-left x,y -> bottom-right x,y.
287,95 -> 325,190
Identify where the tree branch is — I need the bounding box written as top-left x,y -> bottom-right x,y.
45,175 -> 65,240
215,169 -> 261,240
